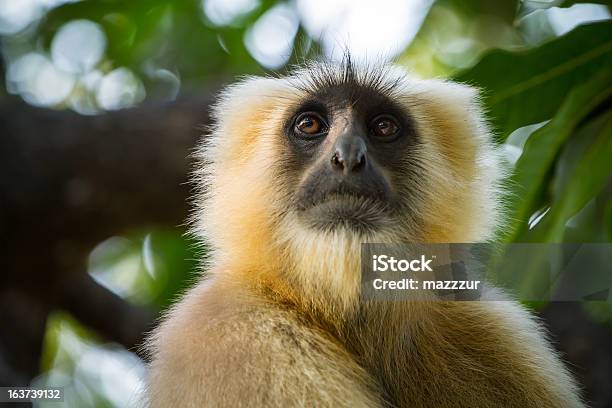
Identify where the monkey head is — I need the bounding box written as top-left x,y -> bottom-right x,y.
194,60 -> 504,309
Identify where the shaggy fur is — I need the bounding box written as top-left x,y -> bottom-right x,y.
146,60 -> 584,407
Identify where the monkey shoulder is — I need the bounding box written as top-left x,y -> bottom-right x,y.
389,300 -> 585,408
147,278 -> 384,407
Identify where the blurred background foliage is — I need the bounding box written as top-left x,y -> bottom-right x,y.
0,0 -> 611,406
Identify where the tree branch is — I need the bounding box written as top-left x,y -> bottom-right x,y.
0,95 -> 214,384
58,273 -> 158,359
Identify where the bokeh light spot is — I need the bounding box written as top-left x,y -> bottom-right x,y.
202,0 -> 260,26
244,4 -> 299,69
296,0 -> 433,61
96,68 -> 145,111
7,52 -> 75,106
0,0 -> 43,34
547,4 -> 611,36
51,19 -> 107,74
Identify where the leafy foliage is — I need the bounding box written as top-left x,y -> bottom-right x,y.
456,21 -> 612,243
456,21 -> 612,140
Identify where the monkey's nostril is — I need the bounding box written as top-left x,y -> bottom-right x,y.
331,151 -> 344,169
353,152 -> 366,171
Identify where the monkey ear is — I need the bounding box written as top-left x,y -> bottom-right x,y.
408,78 -> 493,143
416,79 -> 483,117
445,81 -> 486,121
446,81 -> 481,103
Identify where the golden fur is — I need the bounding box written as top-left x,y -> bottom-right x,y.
146,62 -> 583,407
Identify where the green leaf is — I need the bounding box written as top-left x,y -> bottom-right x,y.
528,109 -> 612,242
146,230 -> 200,309
443,0 -> 520,23
561,0 -> 612,7
455,21 -> 612,139
606,198 -> 612,241
504,69 -> 612,241
522,0 -> 612,13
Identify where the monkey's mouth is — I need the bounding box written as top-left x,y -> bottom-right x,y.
296,192 -> 391,232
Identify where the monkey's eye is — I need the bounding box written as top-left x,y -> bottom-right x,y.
370,115 -> 400,140
294,112 -> 327,137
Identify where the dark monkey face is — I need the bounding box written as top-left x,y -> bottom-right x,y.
282,79 -> 422,233
197,60 -> 499,261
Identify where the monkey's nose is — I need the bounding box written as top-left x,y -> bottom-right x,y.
330,137 -> 367,173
